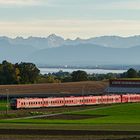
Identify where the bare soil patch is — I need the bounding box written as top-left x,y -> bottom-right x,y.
0,136 -> 140,140
0,129 -> 140,136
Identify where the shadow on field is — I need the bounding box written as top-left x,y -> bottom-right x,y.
38,114 -> 108,120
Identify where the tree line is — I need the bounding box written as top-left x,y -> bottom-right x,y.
0,60 -> 140,85
38,70 -> 117,83
38,68 -> 140,83
0,61 -> 40,84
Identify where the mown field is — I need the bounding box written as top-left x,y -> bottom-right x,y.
1,103 -> 140,124
0,100 -> 10,111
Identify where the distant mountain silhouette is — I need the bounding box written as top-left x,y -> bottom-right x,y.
2,34 -> 140,49
28,44 -> 140,66
1,34 -> 140,66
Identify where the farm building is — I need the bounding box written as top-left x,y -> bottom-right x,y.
105,79 -> 140,94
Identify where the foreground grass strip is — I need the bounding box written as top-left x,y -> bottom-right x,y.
0,124 -> 140,131
0,100 -> 11,111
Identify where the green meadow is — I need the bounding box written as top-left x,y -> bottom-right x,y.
0,100 -> 11,111
1,103 -> 140,125
0,103 -> 140,135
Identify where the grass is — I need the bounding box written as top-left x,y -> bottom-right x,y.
0,103 -> 140,133
71,103 -> 140,124
0,123 -> 140,131
0,102 -> 140,139
0,100 -> 11,111
1,103 -> 140,124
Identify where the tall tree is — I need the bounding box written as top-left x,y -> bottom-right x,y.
71,70 -> 88,82
18,62 -> 40,84
126,68 -> 138,78
0,61 -> 20,84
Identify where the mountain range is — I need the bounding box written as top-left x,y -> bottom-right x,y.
1,34 -> 140,66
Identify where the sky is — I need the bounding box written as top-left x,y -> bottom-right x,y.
0,0 -> 140,39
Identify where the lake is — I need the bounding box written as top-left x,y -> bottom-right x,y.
39,68 -> 126,75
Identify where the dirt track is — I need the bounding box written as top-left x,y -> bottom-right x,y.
0,129 -> 140,136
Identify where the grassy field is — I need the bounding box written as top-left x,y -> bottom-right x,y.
0,100 -> 11,111
0,103 -> 140,139
1,103 -> 140,125
71,103 -> 140,124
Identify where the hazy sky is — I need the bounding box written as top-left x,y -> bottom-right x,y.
0,0 -> 140,39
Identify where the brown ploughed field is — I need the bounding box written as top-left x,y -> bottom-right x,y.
0,81 -> 108,95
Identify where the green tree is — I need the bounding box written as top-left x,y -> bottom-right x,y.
71,70 -> 88,82
138,71 -> 140,77
46,75 -> 60,83
18,62 -> 40,84
0,61 -> 20,84
126,68 -> 138,78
